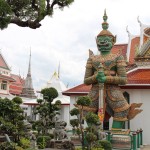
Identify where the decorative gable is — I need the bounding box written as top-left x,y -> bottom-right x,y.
135,38 -> 150,66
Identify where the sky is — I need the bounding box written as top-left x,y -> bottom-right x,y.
0,0 -> 150,91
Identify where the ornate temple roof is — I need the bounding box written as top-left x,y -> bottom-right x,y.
9,74 -> 24,95
0,52 -> 11,70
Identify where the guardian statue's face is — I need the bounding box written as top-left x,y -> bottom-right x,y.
96,35 -> 113,53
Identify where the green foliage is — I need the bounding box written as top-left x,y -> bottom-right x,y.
99,140 -> 112,150
85,132 -> 97,148
70,108 -> 80,116
0,142 -> 23,150
0,0 -> 75,29
92,140 -> 112,150
12,97 -> 23,104
70,96 -> 104,150
77,96 -> 91,106
85,112 -> 99,126
34,88 -> 61,135
70,119 -> 79,127
0,98 -> 25,142
37,99 -> 43,104
41,87 -> 58,102
0,0 -> 12,30
19,137 -> 30,149
37,136 -> 51,149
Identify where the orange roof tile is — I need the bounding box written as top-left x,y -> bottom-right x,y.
10,74 -> 24,85
9,74 -> 24,95
112,44 -> 128,57
127,69 -> 150,84
62,84 -> 91,96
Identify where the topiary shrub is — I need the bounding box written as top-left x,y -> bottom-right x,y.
99,140 -> 112,150
19,137 -> 30,149
36,136 -> 51,149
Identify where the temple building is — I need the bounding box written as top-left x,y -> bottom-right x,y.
0,50 -> 37,120
63,18 -> 150,144
0,51 -> 16,97
0,50 -> 70,126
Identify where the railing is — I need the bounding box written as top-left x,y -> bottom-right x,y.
106,129 -> 143,150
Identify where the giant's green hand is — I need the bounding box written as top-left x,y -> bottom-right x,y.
96,71 -> 106,83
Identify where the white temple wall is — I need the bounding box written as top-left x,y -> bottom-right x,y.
124,89 -> 150,145
70,95 -> 78,120
60,105 -> 70,130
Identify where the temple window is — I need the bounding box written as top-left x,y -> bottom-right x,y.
1,81 -> 7,90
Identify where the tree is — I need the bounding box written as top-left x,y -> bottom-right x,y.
0,97 -> 25,142
34,87 -> 61,135
70,96 -> 92,150
0,0 -> 74,30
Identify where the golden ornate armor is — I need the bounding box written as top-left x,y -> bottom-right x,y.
84,51 -> 130,121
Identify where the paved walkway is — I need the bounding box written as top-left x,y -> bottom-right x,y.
36,145 -> 150,150
141,145 -> 150,150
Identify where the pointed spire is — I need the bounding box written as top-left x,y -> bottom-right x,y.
102,9 -> 109,30
21,48 -> 36,98
58,62 -> 60,79
27,48 -> 31,76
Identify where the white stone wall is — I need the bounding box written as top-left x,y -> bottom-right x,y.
60,105 -> 70,130
125,89 -> 150,145
70,96 -> 78,120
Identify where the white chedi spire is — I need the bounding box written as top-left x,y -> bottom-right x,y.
41,71 -> 70,105
46,71 -> 67,95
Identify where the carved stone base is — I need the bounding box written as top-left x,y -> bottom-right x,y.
111,134 -> 132,149
49,139 -> 75,150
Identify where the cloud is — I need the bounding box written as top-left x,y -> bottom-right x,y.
0,0 -> 150,90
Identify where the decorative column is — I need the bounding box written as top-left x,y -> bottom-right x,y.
132,132 -> 137,150
106,131 -> 111,142
136,130 -> 140,149
140,128 -> 143,146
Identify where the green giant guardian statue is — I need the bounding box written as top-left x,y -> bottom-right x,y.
84,10 -> 142,130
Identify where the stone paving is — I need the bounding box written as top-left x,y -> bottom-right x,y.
141,145 -> 150,150
40,145 -> 150,150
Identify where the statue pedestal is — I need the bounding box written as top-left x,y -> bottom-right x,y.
106,129 -> 143,150
49,139 -> 75,150
111,134 -> 132,149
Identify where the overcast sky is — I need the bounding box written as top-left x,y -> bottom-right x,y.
0,0 -> 150,91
